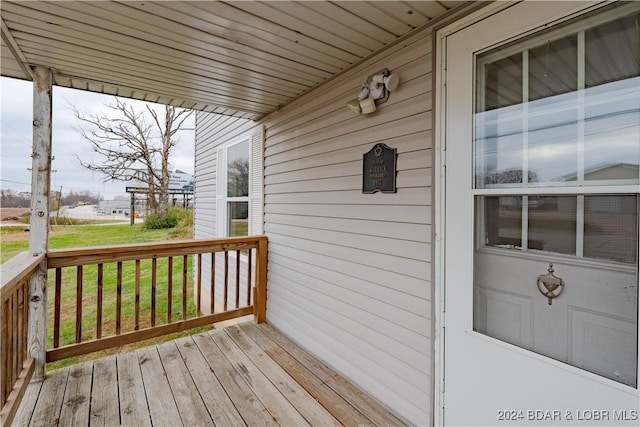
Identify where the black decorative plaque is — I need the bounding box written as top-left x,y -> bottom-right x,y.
363,143 -> 397,193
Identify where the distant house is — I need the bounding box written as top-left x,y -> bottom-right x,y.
98,200 -> 131,216
562,162 -> 640,182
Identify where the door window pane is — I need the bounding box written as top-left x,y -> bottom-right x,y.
584,12 -> 640,182
584,195 -> 638,263
528,35 -> 577,102
528,196 -> 576,255
480,196 -> 522,248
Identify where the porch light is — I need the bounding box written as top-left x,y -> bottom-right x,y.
345,68 -> 400,115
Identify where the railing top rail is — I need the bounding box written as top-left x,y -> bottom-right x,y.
46,236 -> 267,268
0,251 -> 45,297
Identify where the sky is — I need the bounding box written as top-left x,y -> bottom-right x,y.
1,76 -> 195,200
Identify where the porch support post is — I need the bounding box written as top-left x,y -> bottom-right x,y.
253,238 -> 267,323
28,66 -> 53,381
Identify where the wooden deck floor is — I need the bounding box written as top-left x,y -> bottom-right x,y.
13,323 -> 407,426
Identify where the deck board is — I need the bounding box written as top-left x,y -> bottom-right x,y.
11,377 -> 41,427
175,336 -> 246,426
255,323 -> 407,427
226,325 -> 340,426
137,346 -> 183,427
116,351 -> 151,427
156,340 -> 215,426
58,362 -> 92,426
241,323 -> 373,426
28,367 -> 68,426
14,323 -> 408,427
89,356 -> 119,426
209,329 -> 311,427
191,331 -> 276,427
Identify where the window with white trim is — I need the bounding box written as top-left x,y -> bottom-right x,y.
216,127 -> 264,237
225,138 -> 250,237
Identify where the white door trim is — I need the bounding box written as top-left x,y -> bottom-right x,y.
433,2 -> 517,423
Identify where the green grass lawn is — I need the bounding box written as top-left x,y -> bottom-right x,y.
1,224 -> 206,369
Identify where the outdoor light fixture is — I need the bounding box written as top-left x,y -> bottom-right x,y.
345,69 -> 400,115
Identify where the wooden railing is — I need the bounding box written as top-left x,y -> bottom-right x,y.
45,236 -> 267,362
0,252 -> 43,426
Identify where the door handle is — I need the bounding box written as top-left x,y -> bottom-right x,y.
537,263 -> 564,305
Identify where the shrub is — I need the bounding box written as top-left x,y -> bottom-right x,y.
144,207 -> 189,230
170,209 -> 193,238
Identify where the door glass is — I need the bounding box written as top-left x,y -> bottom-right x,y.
474,6 -> 640,188
473,4 -> 639,387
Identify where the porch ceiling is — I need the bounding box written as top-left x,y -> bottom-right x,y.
1,1 -> 460,120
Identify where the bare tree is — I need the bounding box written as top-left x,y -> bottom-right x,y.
73,98 -> 192,214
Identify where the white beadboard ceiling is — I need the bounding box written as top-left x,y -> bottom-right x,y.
1,0 -> 460,119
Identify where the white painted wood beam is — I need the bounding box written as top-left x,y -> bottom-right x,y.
28,66 -> 53,381
1,17 -> 33,80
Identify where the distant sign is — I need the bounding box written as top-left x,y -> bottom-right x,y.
363,143 -> 397,193
168,171 -> 193,191
125,169 -> 194,194
126,186 -> 193,194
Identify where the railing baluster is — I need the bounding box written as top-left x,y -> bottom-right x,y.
16,288 -> 24,371
151,258 -> 157,327
11,293 -> 18,383
167,257 -> 173,323
22,283 -> 28,362
54,268 -> 62,348
1,300 -> 6,404
196,254 -> 202,315
76,266 -> 83,343
97,264 -> 103,339
224,251 -> 229,311
246,249 -> 253,306
182,255 -> 188,321
116,261 -> 122,335
235,250 -> 241,309
135,259 -> 141,331
210,253 -> 216,314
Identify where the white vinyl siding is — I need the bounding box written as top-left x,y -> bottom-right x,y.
194,112 -> 262,313
261,31 -> 434,425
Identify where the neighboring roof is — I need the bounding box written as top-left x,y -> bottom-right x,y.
561,162 -> 640,181
1,1 -> 461,119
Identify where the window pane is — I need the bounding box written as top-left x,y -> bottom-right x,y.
528,35 -> 577,102
475,54 -> 525,187
584,195 -> 638,263
228,201 -> 248,237
480,196 -> 522,248
585,13 -> 640,88
528,196 -> 576,255
583,12 -> 640,183
227,140 -> 249,197
483,54 -> 523,111
526,98 -> 577,184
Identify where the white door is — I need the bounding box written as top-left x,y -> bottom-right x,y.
443,2 -> 639,425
